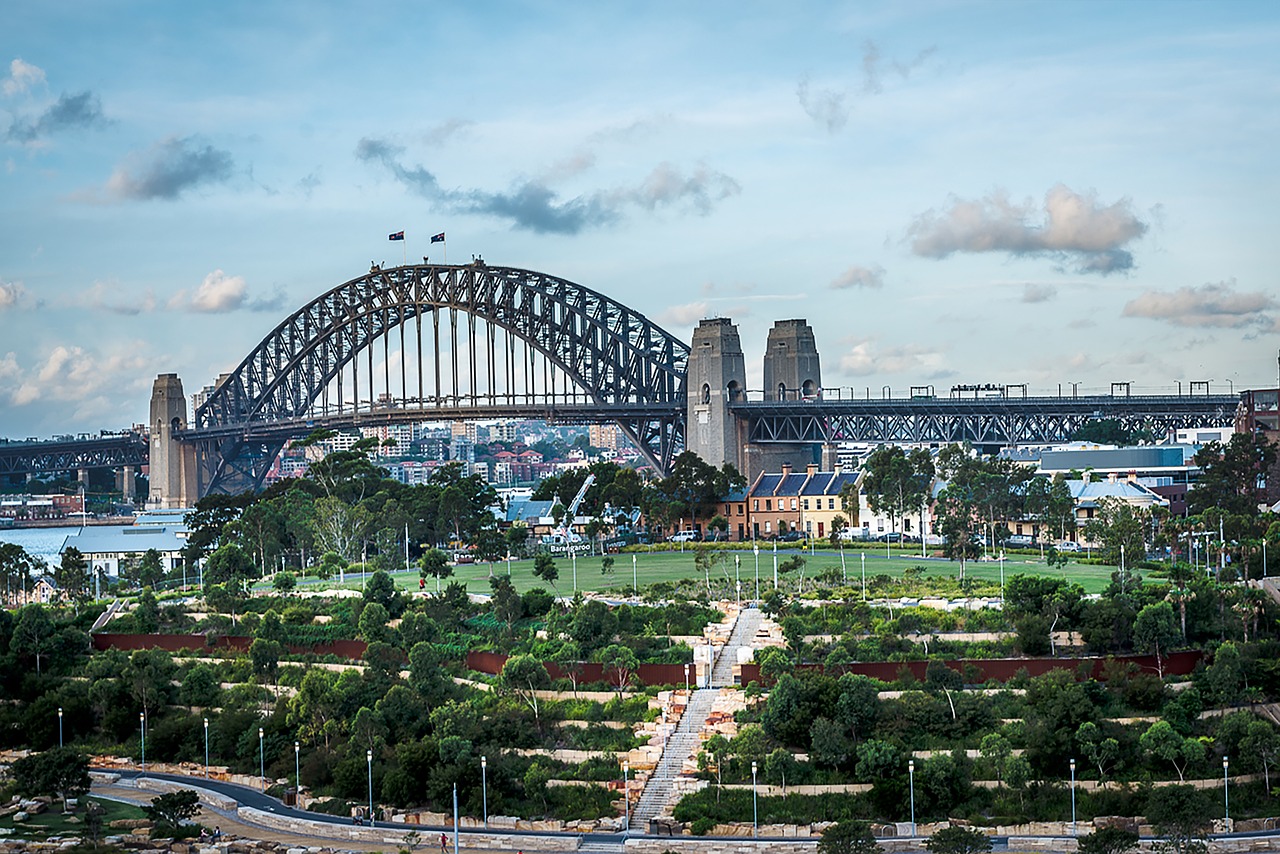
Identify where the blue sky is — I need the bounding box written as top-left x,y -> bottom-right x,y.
1,1 -> 1277,437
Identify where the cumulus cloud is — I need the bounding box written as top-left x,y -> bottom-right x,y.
9,344 -> 155,408
82,281 -> 158,315
838,339 -> 950,377
356,137 -> 739,234
6,91 -> 108,143
0,280 -> 25,309
2,59 -> 44,96
99,136 -> 235,200
1121,280 -> 1275,328
167,270 -> 285,314
657,301 -> 711,327
1021,283 -> 1057,303
907,184 -> 1148,274
831,264 -> 885,290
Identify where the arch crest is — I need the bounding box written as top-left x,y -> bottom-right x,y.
192,263 -> 689,493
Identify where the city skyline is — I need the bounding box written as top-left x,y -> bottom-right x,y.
2,1 -> 1278,437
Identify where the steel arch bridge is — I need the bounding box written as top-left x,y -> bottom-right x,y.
186,262 -> 689,495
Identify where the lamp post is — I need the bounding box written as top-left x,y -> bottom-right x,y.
753,545 -> 760,603
632,553 -> 637,593
1120,543 -> 1126,587
772,541 -> 778,588
203,718 -> 209,778
861,553 -> 866,601
258,727 -> 265,791
295,741 -> 301,797
572,551 -> 577,593
58,707 -> 63,748
999,550 -> 1005,602
751,760 -> 758,838
622,761 -> 630,832
1224,756 -> 1230,829
139,712 -> 146,773
685,662 -> 691,692
908,759 -> 916,837
481,756 -> 488,828
1070,758 -> 1077,835
367,749 -> 374,828
735,555 -> 741,607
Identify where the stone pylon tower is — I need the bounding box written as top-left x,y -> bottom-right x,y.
686,318 -> 747,471
763,319 -> 821,400
148,373 -> 198,509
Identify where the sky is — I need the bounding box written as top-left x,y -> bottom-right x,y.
2,0 -> 1278,438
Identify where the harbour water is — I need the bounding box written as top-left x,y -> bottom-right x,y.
0,525 -> 80,566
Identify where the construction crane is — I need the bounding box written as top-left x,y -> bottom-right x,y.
541,473 -> 596,546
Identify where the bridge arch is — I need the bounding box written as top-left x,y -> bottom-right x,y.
192,263 -> 689,494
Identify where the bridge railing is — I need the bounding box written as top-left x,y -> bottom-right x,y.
731,384 -> 1243,403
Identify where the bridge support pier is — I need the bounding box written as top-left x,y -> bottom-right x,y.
148,374 -> 198,509
686,319 -> 747,473
77,468 -> 89,486
119,465 -> 136,503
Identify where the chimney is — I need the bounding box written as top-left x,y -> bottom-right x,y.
1083,471 -> 1092,483
1107,472 -> 1117,483
781,462 -> 793,477
833,463 -> 843,476
806,463 -> 819,477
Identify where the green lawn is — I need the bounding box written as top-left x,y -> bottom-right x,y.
311,544 -> 1128,597
0,796 -> 144,840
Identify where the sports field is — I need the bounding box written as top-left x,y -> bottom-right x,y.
346,543 -> 1126,598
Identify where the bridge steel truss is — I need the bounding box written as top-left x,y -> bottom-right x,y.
736,394 -> 1240,446
188,263 -> 689,495
0,434 -> 148,477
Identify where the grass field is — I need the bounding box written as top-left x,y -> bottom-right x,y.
0,796 -> 144,840
317,543 -> 1128,598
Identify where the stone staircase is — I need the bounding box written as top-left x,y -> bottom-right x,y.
630,686 -> 717,828
577,836 -> 625,853
711,606 -> 762,688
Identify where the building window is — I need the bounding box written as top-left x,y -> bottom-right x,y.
737,504 -> 744,515
790,498 -> 797,511
765,521 -> 772,533
765,499 -> 772,511
828,498 -> 835,510
753,500 -> 759,511
802,499 -> 809,510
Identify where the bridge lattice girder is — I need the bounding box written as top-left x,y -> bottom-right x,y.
0,435 -> 148,476
736,395 -> 1240,445
191,264 -> 689,494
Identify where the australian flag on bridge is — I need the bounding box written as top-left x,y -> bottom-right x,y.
388,231 -> 405,241
430,232 -> 445,243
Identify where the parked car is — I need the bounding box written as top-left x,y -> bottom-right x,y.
873,531 -> 904,543
777,531 -> 805,542
1056,540 -> 1082,552
668,530 -> 699,543
1006,534 -> 1033,547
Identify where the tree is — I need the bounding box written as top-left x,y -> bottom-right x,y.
54,547 -> 91,604
500,655 -> 549,721
204,543 -> 255,592
1145,785 -> 1211,854
10,748 -> 91,810
924,826 -> 992,854
1133,601 -> 1179,678
811,716 -> 851,769
979,732 -> 1012,787
363,569 -> 404,617
1084,498 -> 1148,568
358,601 -> 391,643
862,446 -> 935,538
418,549 -> 452,594
819,821 -> 883,854
1190,433 -> 1277,516
180,663 -> 220,709
1076,827 -> 1139,854
133,587 -> 160,633
532,553 -> 560,596
1140,720 -> 1203,782
596,643 -> 639,695
11,604 -> 55,675
143,789 -> 200,832
272,572 -> 297,594
1076,721 -> 1119,784
765,747 -> 798,795
854,739 -> 899,783
249,638 -> 284,689
1241,719 -> 1280,794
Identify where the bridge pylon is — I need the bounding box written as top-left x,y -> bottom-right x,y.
148,374 -> 198,509
687,319 -> 747,472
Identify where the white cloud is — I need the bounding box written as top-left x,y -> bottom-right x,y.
0,280 -> 25,309
838,339 -> 949,377
82,281 -> 157,315
2,59 -> 45,96
831,264 -> 885,290
188,269 -> 247,313
1121,280 -> 1275,328
908,184 -> 1148,274
10,344 -> 154,407
657,301 -> 710,327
